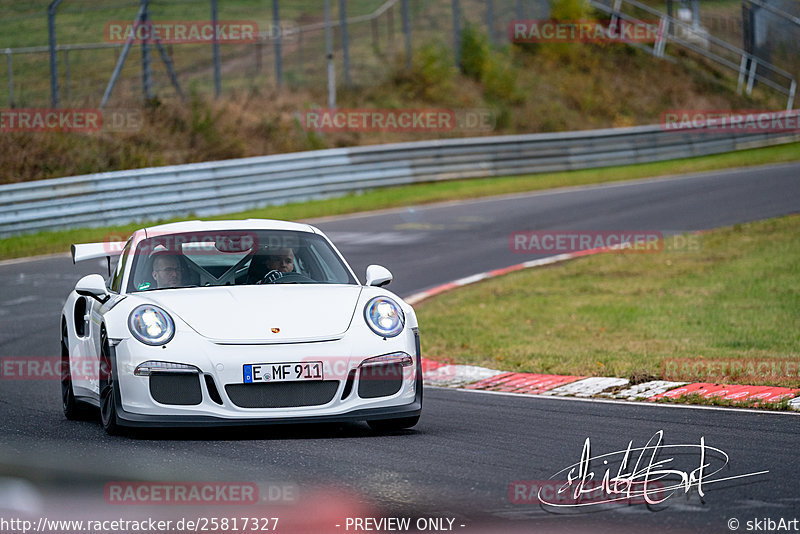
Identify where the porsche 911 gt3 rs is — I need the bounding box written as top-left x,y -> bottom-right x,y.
61,219 -> 421,434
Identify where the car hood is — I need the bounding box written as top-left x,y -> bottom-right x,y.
141,285 -> 363,343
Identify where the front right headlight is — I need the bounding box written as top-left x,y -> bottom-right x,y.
128,305 -> 175,346
364,297 -> 405,338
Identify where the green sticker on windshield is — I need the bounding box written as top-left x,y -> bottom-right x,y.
138,281 -> 151,290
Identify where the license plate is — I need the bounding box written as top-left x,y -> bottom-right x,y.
243,361 -> 324,383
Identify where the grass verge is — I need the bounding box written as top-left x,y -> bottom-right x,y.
415,214 -> 800,389
1,141 -> 799,261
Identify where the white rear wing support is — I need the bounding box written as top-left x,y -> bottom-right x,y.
71,241 -> 126,264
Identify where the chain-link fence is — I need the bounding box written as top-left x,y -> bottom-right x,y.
667,0 -> 799,100
1,0 -> 796,109
741,0 -> 800,90
1,0 -> 557,109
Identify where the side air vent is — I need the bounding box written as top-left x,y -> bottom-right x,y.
341,368 -> 357,400
73,297 -> 88,337
204,374 -> 223,405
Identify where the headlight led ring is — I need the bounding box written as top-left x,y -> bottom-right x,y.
364,297 -> 405,338
128,305 -> 175,346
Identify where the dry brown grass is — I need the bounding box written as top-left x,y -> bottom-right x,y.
0,38 -> 781,185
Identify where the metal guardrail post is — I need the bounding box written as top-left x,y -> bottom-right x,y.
737,54 -> 748,94
788,81 -> 796,111
654,16 -> 668,58
610,0 -> 622,32
746,57 -> 758,95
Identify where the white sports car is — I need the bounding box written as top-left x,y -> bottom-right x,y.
61,219 -> 422,434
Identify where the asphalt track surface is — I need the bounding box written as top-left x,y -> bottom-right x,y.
1,162 -> 799,533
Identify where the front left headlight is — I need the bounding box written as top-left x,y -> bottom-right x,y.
128,305 -> 175,346
364,297 -> 405,338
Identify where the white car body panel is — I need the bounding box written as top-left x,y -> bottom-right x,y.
61,219 -> 421,429
142,285 -> 362,343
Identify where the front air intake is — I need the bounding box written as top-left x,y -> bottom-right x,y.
225,381 -> 339,408
358,362 -> 404,399
149,373 -> 202,405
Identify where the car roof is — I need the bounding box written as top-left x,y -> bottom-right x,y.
141,219 -> 318,235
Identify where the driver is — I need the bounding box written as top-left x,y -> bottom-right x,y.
151,252 -> 184,288
258,247 -> 295,284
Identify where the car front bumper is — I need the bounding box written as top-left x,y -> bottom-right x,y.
109,328 -> 422,428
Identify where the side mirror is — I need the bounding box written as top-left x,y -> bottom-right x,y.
76,274 -> 110,303
365,265 -> 393,287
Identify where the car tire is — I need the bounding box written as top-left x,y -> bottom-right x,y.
367,415 -> 420,431
61,320 -> 88,420
99,326 -> 122,436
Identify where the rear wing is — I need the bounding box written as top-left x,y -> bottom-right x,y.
71,241 -> 126,264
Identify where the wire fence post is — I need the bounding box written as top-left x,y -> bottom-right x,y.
324,0 -> 336,109
141,0 -> 153,101
371,18 -> 379,53
487,0 -> 494,45
48,0 -> 63,108
211,0 -> 221,98
101,2 -> 148,108
401,0 -> 411,70
667,0 -> 674,36
296,27 -> 303,83
339,0 -> 351,87
516,0 -> 523,20
63,49 -> 71,103
452,0 -> 462,70
387,3 -> 395,54
153,39 -> 186,101
273,0 -> 283,87
6,50 -> 13,108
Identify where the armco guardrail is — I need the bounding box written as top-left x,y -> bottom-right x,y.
1,118 -> 799,237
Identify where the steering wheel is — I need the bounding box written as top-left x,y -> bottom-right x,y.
259,270 -> 315,284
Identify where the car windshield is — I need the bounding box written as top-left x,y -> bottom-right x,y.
126,229 -> 357,292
